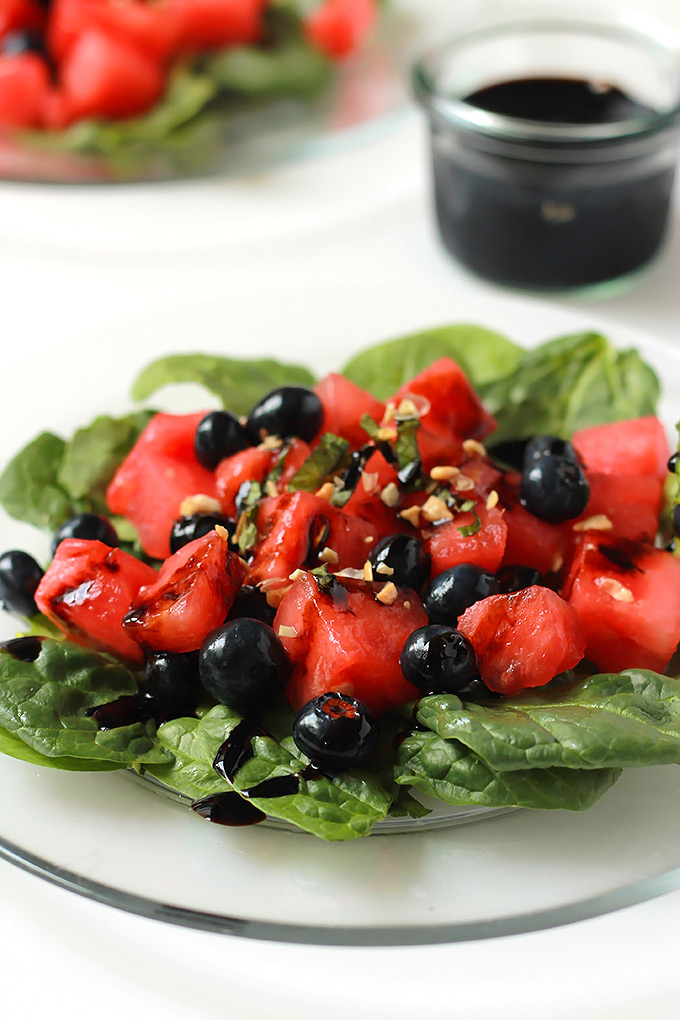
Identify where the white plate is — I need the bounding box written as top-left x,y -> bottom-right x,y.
1,280 -> 679,945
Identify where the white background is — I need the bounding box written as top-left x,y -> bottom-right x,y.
0,0 -> 679,1016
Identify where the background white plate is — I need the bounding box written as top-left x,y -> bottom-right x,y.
0,279 -> 679,943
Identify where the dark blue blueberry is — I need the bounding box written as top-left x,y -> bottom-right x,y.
199,619 -> 290,715
246,387 -> 323,444
52,513 -> 119,557
400,624 -> 478,695
0,550 -> 44,617
368,533 -> 430,591
194,411 -> 251,470
423,564 -> 499,625
292,693 -> 378,773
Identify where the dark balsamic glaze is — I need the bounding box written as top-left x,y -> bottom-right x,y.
213,719 -> 266,783
0,636 -> 44,661
303,514 -> 331,568
597,542 -> 644,573
340,445 -> 374,493
242,774 -> 301,799
86,694 -> 159,730
433,77 -> 672,289
191,792 -> 266,826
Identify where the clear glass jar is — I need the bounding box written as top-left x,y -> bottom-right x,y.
413,10 -> 680,293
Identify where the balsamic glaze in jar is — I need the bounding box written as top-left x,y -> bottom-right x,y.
431,77 -> 676,290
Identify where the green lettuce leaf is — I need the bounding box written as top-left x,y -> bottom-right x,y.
0,725 -> 122,772
482,332 -> 660,444
0,432 -> 73,532
342,325 -> 522,400
57,411 -> 155,516
131,353 -> 316,415
0,640 -> 170,765
396,732 -> 621,811
414,670 -> 680,772
207,37 -> 331,99
148,704 -> 392,841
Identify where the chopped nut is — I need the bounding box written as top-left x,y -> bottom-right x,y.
551,554 -> 564,573
429,465 -> 460,482
380,482 -> 400,508
377,427 -> 397,442
363,560 -> 374,582
382,404 -> 395,425
332,475 -> 345,492
264,480 -> 279,498
362,471 -> 379,494
396,398 -> 420,419
572,515 -> 613,533
421,495 -> 454,523
315,482 -> 335,501
214,524 -> 231,542
399,505 -> 421,528
404,600 -> 411,609
595,577 -> 634,603
258,577 -> 289,592
454,475 -> 475,492
278,625 -> 297,638
376,562 -> 395,576
364,535 -> 375,544
376,582 -> 398,606
180,494 -> 223,517
266,586 -> 291,609
463,439 -> 486,457
335,567 -> 365,579
289,568 -> 306,581
486,489 -> 500,510
319,546 -> 339,565
258,435 -> 283,452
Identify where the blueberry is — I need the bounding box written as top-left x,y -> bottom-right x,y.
292,692 -> 379,773
0,550 -> 44,617
2,31 -> 47,57
423,564 -> 499,625
194,411 -> 251,471
496,564 -> 544,594
524,435 -> 580,466
246,387 -> 323,444
144,652 -> 202,720
169,514 -> 236,554
668,452 -> 678,474
226,585 -> 276,627
520,442 -> 589,524
52,513 -> 119,557
368,534 -> 430,591
199,619 -> 290,715
400,624 -> 478,695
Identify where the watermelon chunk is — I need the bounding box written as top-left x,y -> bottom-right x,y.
458,586 -> 586,695
572,416 -> 669,486
123,530 -> 245,654
427,504 -> 507,577
563,535 -> 680,673
248,491 -> 377,587
34,539 -> 157,663
106,412 -> 218,561
275,571 -> 428,715
314,373 -> 385,449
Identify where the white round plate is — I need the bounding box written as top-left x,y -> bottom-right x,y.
1,279 -> 679,945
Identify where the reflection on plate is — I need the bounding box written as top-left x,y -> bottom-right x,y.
1,281 -> 680,944
0,0 -> 452,184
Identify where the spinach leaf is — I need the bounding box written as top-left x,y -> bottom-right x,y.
131,353 -> 316,415
148,704 -> 392,840
146,706 -> 240,801
0,725 -> 122,772
0,412 -> 154,533
396,732 -> 621,811
482,333 -> 660,445
0,640 -> 170,765
0,432 -> 73,532
57,411 -> 155,516
342,325 -> 522,401
287,433 -> 351,493
414,670 -> 680,772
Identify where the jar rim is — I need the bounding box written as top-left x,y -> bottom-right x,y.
413,15 -> 680,147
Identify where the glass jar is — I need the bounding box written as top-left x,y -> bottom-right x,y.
413,11 -> 680,293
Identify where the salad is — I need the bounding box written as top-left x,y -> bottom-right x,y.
1,322 -> 680,842
0,0 -> 378,173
